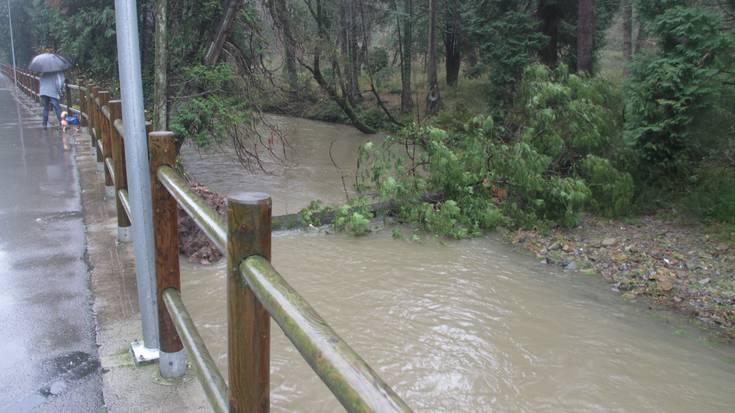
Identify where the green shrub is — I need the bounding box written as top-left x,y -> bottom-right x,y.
625,6 -> 735,181
299,200 -> 334,227
422,200 -> 468,239
305,99 -> 348,123
332,197 -> 374,236
349,64 -> 630,236
580,155 -> 634,217
359,107 -> 393,131
170,64 -> 250,147
684,167 -> 735,224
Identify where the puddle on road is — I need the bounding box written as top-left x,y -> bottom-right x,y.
0,351 -> 99,412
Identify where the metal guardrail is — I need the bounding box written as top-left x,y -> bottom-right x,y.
3,64 -> 413,413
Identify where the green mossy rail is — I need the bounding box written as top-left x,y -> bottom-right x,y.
240,255 -> 413,413
157,165 -> 227,252
163,288 -> 228,413
2,64 -> 413,412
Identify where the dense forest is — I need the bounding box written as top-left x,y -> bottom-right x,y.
1,0 -> 734,235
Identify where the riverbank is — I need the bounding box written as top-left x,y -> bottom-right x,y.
176,109 -> 735,343
175,173 -> 735,342
507,213 -> 735,342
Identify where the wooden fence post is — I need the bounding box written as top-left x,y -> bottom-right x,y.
109,100 -> 131,241
96,91 -> 108,166
88,85 -> 98,148
98,91 -> 112,190
149,131 -> 186,378
79,80 -> 87,127
66,82 -> 72,113
227,192 -> 272,413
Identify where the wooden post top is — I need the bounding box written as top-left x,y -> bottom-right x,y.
148,131 -> 175,139
228,192 -> 271,205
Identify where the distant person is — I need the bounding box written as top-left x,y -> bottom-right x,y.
39,70 -> 65,129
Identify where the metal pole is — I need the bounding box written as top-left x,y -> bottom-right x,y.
6,0 -> 18,90
114,0 -> 160,362
7,0 -> 24,175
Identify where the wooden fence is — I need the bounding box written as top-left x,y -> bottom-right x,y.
1,65 -> 413,413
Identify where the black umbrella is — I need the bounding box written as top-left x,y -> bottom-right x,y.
29,53 -> 72,73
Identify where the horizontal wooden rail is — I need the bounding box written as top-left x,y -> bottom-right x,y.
156,165 -> 227,252
162,288 -> 228,413
101,105 -> 111,121
105,158 -> 116,186
113,119 -> 125,138
3,64 -> 413,413
118,189 -> 133,224
97,140 -> 105,159
152,139 -> 412,412
240,256 -> 413,413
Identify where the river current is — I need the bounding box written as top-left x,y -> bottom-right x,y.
180,115 -> 735,412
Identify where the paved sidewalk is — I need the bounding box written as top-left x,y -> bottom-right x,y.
0,74 -> 208,412
0,77 -> 104,411
72,91 -> 208,412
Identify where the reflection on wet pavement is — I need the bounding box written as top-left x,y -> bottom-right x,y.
0,76 -> 102,412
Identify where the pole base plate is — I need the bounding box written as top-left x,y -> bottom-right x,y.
130,340 -> 159,366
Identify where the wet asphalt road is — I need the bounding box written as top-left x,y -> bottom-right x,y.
0,77 -> 103,412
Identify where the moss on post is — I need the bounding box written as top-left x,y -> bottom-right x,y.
148,131 -> 184,360
226,192 -> 271,413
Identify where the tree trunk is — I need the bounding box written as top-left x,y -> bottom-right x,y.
153,0 -> 168,130
577,0 -> 594,73
623,0 -> 632,71
399,0 -> 413,113
635,21 -> 648,53
537,0 -> 562,67
268,0 -> 299,96
425,0 -> 441,116
443,0 -> 461,87
204,0 -> 245,66
303,54 -> 375,134
299,0 -> 375,133
338,0 -> 361,106
347,0 -> 361,102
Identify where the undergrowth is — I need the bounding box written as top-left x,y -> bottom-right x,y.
326,65 -> 633,237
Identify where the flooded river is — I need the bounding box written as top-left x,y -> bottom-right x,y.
180,116 -> 735,412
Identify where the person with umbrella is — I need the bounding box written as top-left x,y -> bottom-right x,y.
29,51 -> 71,129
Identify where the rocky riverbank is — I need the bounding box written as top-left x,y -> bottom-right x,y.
176,179 -> 734,341
508,214 -> 735,341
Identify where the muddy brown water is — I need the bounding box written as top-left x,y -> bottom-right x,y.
180,116 -> 735,412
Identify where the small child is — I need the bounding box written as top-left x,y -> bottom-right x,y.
60,111 -> 80,132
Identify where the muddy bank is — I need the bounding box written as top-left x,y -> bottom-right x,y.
177,180 -> 318,263
508,214 -> 735,341
177,181 -> 226,264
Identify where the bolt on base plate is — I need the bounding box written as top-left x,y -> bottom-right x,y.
130,340 -> 159,366
117,226 -> 131,243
